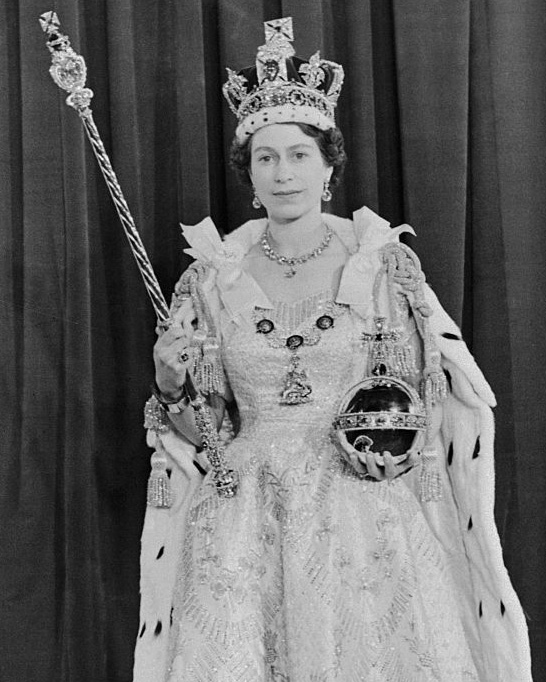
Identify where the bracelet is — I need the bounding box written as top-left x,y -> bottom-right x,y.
152,381 -> 190,414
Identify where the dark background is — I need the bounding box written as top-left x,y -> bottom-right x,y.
1,0 -> 545,680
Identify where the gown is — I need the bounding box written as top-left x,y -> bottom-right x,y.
165,291 -> 481,681
134,208 -> 532,682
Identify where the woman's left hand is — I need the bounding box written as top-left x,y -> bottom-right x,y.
366,450 -> 419,481
349,449 -> 419,482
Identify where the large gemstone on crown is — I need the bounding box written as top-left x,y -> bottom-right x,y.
333,376 -> 426,473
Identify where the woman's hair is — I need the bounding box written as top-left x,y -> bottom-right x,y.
229,123 -> 347,188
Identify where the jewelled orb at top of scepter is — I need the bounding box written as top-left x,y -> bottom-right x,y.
222,17 -> 345,141
40,11 -> 94,116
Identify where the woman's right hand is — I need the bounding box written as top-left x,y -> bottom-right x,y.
153,321 -> 192,399
154,297 -> 196,398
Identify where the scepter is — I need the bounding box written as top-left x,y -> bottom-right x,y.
40,11 -> 238,500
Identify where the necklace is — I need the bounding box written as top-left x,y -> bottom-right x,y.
254,295 -> 347,405
260,224 -> 334,278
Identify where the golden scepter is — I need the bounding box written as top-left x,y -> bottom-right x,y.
40,11 -> 238,500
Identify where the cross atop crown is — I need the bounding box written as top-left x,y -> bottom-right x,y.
264,17 -> 294,43
256,17 -> 295,84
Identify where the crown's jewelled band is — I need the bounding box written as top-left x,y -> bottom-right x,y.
334,412 -> 428,431
238,82 -> 335,122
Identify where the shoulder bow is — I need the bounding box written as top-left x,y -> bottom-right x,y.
336,206 -> 415,318
180,217 -> 270,323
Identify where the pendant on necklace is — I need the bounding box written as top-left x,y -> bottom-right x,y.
280,353 -> 313,405
284,267 -> 297,278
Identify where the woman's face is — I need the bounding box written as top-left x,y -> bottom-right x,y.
249,124 -> 332,224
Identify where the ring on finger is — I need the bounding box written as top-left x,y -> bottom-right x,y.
178,350 -> 190,364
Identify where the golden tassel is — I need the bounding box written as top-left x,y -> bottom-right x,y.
146,449 -> 172,508
419,446 -> 442,502
198,337 -> 225,395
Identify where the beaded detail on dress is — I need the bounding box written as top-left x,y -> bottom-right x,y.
268,289 -> 336,331
166,296 -> 480,682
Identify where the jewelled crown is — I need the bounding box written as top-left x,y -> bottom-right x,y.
223,17 -> 344,141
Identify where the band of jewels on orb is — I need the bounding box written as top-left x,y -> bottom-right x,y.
334,412 -> 428,431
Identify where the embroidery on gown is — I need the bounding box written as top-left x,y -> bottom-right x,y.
166,292 -> 481,682
265,289 -> 338,330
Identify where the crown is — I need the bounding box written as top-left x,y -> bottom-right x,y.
223,18 -> 344,141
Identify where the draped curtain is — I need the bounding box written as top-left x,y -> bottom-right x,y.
1,0 -> 545,680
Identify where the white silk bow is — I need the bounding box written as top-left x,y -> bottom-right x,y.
180,217 -> 270,322
336,206 -> 415,318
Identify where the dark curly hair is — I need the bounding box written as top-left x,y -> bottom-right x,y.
229,123 -> 347,188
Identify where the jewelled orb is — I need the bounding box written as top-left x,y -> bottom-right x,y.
333,376 -> 427,475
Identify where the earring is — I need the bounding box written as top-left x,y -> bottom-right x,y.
322,180 -> 332,202
252,190 -> 262,209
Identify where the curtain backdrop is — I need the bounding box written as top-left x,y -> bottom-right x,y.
1,1 -> 545,680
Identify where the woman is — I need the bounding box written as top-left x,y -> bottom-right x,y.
134,18 -> 532,682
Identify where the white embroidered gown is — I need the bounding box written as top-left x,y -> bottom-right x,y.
165,289 -> 480,682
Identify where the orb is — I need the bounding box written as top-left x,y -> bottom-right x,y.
333,376 -> 426,475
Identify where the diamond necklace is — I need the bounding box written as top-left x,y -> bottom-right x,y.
260,224 -> 334,278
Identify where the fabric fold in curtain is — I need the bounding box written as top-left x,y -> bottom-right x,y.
1,1 -> 545,680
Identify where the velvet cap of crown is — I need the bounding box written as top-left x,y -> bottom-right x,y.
223,17 -> 344,142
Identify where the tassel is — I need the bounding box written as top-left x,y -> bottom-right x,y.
394,343 -> 417,376
419,447 -> 442,502
191,332 -> 225,396
422,337 -> 448,405
424,369 -> 448,405
176,264 -> 226,397
147,449 -> 172,508
200,337 -> 225,395
143,396 -> 169,433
